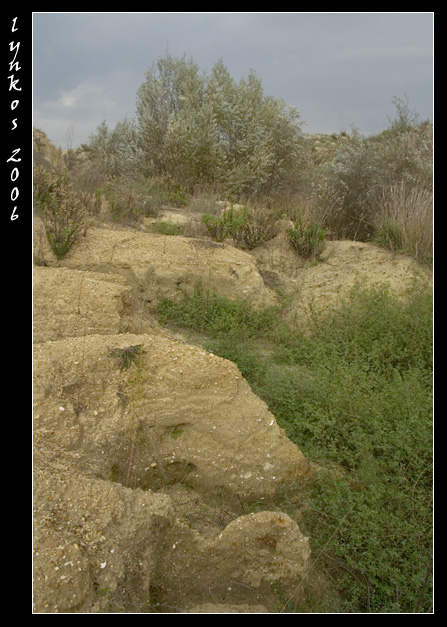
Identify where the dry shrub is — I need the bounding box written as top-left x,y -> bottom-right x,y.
103,179 -> 149,227
232,205 -> 281,250
373,182 -> 433,266
33,167 -> 92,259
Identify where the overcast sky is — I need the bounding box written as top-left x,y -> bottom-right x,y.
32,12 -> 434,149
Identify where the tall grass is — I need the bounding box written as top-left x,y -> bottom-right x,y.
157,281 -> 433,612
372,182 -> 433,266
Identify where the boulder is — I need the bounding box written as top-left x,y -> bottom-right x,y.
33,329 -> 312,612
251,235 -> 432,321
33,436 -> 172,613
155,511 -> 310,611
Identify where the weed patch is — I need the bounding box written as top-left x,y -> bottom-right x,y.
157,280 -> 433,612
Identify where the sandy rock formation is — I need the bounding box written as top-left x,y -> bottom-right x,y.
33,266 -> 131,342
33,250 -> 311,612
33,436 -> 172,613
33,328 -> 312,612
33,331 -> 310,501
33,128 -> 64,170
155,510 -> 310,611
251,232 -> 431,321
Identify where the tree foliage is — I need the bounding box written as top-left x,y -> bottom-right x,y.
89,53 -> 304,198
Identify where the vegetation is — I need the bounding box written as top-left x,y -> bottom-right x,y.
309,97 -> 433,262
108,344 -> 146,371
82,58 -> 432,264
151,220 -> 183,236
202,205 -> 247,242
157,280 -> 433,613
34,54 -> 432,266
287,218 -> 327,261
33,166 -> 93,259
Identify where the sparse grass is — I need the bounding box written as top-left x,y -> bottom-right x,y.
157,280 -> 433,612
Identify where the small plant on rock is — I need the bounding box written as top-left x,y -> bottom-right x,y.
108,344 -> 146,371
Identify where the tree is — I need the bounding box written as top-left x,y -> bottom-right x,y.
134,53 -> 304,197
136,52 -> 204,176
87,120 -> 116,175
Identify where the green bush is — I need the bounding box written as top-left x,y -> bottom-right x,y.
152,221 -> 182,236
287,218 -> 326,260
232,206 -> 280,250
202,205 -> 247,242
89,53 -> 304,197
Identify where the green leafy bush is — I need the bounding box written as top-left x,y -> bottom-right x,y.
232,206 -> 280,249
287,218 -> 326,260
89,53 -> 303,197
202,205 -> 247,242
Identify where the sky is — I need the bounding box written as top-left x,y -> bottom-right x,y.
32,12 -> 434,149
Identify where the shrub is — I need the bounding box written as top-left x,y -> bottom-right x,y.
372,182 -> 433,266
232,205 -> 280,249
103,179 -> 148,227
310,104 -> 433,244
202,205 -> 247,242
88,53 -> 304,196
152,221 -> 182,236
287,218 -> 326,260
33,166 -> 91,259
